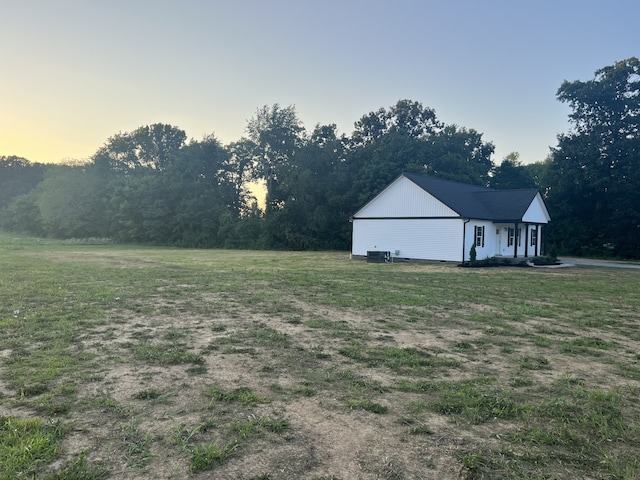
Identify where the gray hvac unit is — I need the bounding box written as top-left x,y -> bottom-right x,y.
367,251 -> 390,263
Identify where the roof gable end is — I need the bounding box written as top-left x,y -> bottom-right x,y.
352,175 -> 458,218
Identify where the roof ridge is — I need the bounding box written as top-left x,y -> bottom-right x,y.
402,171 -> 491,190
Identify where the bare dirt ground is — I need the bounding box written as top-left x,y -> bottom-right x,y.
63,303 -> 470,479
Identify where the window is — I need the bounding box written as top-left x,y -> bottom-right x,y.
530,229 -> 537,247
507,227 -> 522,247
475,225 -> 485,247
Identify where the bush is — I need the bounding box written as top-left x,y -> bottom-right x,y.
531,255 -> 559,266
461,256 -> 515,268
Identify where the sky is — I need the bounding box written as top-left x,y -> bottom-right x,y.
1,0 -> 638,166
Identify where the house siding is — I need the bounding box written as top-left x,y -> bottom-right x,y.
354,177 -> 458,218
522,193 -> 551,223
466,221 -> 495,261
352,218 -> 464,262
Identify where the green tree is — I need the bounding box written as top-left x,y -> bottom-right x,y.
93,123 -> 187,175
246,104 -> 305,213
34,165 -> 108,238
0,192 -> 43,235
344,100 -> 445,210
264,124 -> 350,249
489,152 -> 537,189
0,156 -> 47,209
226,138 -> 261,213
109,174 -> 175,244
346,131 -> 430,207
351,99 -> 441,147
426,125 -> 494,185
109,134 -> 242,247
91,124 -> 188,246
548,57 -> 640,257
388,99 -> 441,138
524,156 -> 553,195
169,134 -> 244,215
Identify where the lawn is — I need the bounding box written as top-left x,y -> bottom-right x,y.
1,234 -> 639,479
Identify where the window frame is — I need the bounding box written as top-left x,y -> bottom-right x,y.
517,227 -> 522,247
474,225 -> 485,248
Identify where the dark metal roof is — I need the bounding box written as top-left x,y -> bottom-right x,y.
402,172 -> 540,221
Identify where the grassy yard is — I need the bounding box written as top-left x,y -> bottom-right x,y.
1,233 -> 639,479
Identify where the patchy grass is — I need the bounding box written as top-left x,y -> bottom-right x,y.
0,416 -> 66,478
130,341 -> 205,365
189,439 -> 240,473
205,385 -> 268,407
0,233 -> 639,478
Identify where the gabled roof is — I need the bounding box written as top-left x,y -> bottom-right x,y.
402,172 -> 542,222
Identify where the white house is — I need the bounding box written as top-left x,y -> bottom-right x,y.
350,172 -> 551,262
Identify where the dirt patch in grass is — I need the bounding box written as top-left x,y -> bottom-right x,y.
0,349 -> 12,397
64,298 -> 636,478
42,295 -> 478,479
24,249 -> 163,269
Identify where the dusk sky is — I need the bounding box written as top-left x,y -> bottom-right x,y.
2,0 -> 638,165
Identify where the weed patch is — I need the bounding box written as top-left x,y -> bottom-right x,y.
189,440 -> 240,473
205,385 -> 268,406
130,341 -> 204,365
519,355 -> 550,370
346,399 -> 388,414
339,344 -> 459,374
429,383 -> 528,423
120,419 -> 152,469
560,336 -> 618,355
0,416 -> 67,478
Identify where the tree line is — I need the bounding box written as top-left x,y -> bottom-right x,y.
1,57 -> 639,258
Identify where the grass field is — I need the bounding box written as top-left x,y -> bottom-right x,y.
1,233 -> 639,479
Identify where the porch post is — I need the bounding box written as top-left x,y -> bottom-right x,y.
524,224 -> 529,258
513,222 -> 519,258
462,219 -> 470,263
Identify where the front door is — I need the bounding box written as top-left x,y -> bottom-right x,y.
495,227 -> 502,256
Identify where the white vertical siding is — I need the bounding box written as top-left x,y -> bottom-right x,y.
466,221 -> 495,261
352,218 -> 464,262
354,176 -> 458,218
523,193 -> 551,223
